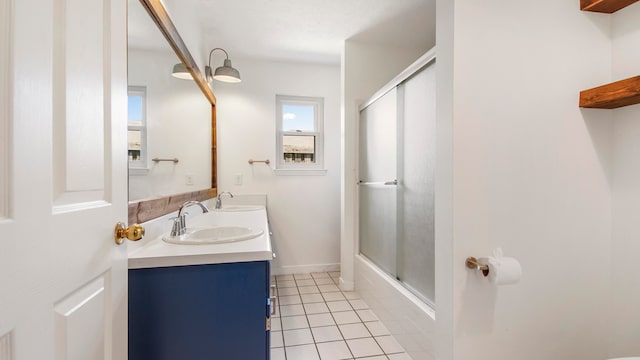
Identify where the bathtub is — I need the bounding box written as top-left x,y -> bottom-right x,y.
355,254 -> 436,360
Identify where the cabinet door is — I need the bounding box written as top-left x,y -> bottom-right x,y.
129,261 -> 269,360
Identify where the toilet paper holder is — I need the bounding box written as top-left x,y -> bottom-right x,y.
465,257 -> 490,277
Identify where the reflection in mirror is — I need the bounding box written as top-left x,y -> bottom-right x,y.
127,0 -> 211,202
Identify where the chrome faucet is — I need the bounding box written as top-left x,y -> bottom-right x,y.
169,200 -> 210,236
215,192 -> 234,209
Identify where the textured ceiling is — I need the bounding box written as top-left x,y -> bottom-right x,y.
129,0 -> 436,65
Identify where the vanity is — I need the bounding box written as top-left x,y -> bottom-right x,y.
128,207 -> 274,360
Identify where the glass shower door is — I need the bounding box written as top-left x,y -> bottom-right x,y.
358,62 -> 436,305
358,88 -> 398,277
396,65 -> 436,304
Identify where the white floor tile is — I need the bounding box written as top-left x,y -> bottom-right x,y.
332,311 -> 361,325
346,337 -> 384,358
279,295 -> 302,305
271,331 -> 283,348
296,279 -> 316,287
365,321 -> 390,336
388,353 -> 413,360
308,313 -> 336,327
280,304 -> 305,317
301,293 -> 325,303
283,328 -> 315,346
357,356 -> 388,360
304,302 -> 330,314
375,336 -> 405,354
278,287 -> 300,296
271,347 -> 286,360
319,284 -> 340,293
311,325 -> 343,343
271,317 -> 282,331
317,340 -> 353,360
322,291 -> 346,301
278,280 -> 297,288
356,309 -> 378,322
286,344 -> 320,360
327,300 -> 352,312
294,273 -> 313,280
342,291 -> 361,300
311,272 -> 330,279
329,271 -> 341,278
338,323 -> 371,339
282,315 -> 310,330
276,274 -> 294,281
299,285 -> 321,294
349,299 -> 369,310
314,277 -> 336,285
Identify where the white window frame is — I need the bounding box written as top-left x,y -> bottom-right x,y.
275,95 -> 325,175
128,86 -> 148,172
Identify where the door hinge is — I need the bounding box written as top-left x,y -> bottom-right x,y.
266,317 -> 271,331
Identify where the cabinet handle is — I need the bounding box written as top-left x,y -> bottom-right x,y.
270,296 -> 277,316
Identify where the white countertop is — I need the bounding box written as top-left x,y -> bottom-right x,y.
128,207 -> 272,269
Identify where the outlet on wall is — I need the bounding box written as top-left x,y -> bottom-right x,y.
234,173 -> 243,186
185,174 -> 194,186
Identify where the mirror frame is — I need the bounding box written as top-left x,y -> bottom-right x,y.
128,0 -> 217,225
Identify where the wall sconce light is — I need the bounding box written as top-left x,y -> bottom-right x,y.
205,48 -> 241,83
171,62 -> 192,80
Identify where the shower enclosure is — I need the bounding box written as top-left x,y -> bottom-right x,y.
358,58 -> 436,305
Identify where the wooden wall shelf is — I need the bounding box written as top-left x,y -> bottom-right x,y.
580,0 -> 639,13
580,76 -> 640,109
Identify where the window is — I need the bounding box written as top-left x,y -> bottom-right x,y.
276,95 -> 324,173
128,86 -> 147,169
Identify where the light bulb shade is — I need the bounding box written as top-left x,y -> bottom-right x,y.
171,63 -> 192,80
213,59 -> 241,83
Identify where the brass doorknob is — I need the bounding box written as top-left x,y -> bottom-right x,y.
114,222 -> 145,245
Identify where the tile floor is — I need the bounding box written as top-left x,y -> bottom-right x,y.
271,272 -> 413,360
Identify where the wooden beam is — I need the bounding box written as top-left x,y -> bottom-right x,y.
580,0 -> 640,13
580,76 -> 640,109
129,188 -> 217,225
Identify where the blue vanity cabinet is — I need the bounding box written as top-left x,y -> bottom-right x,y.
129,261 -> 271,360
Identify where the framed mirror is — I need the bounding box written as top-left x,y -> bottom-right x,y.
127,0 -> 217,225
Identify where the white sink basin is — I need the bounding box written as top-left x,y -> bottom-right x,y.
214,205 -> 264,212
163,226 -> 264,245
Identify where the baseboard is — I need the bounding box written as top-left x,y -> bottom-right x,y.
271,263 -> 340,276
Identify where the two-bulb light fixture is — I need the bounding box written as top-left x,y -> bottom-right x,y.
205,48 -> 241,83
170,47 -> 241,84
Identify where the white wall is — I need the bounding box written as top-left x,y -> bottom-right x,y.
341,40 -> 432,290
128,49 -> 211,201
213,58 -> 341,274
440,1 -> 614,359
610,2 -> 640,356
163,0 -> 206,70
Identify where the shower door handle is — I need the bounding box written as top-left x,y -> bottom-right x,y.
358,179 -> 398,186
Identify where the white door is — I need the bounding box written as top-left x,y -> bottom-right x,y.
0,0 -> 129,358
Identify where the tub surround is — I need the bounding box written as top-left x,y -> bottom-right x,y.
128,205 -> 272,269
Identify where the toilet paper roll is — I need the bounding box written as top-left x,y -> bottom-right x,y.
479,253 -> 522,286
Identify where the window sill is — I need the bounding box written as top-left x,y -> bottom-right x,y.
273,169 -> 328,176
